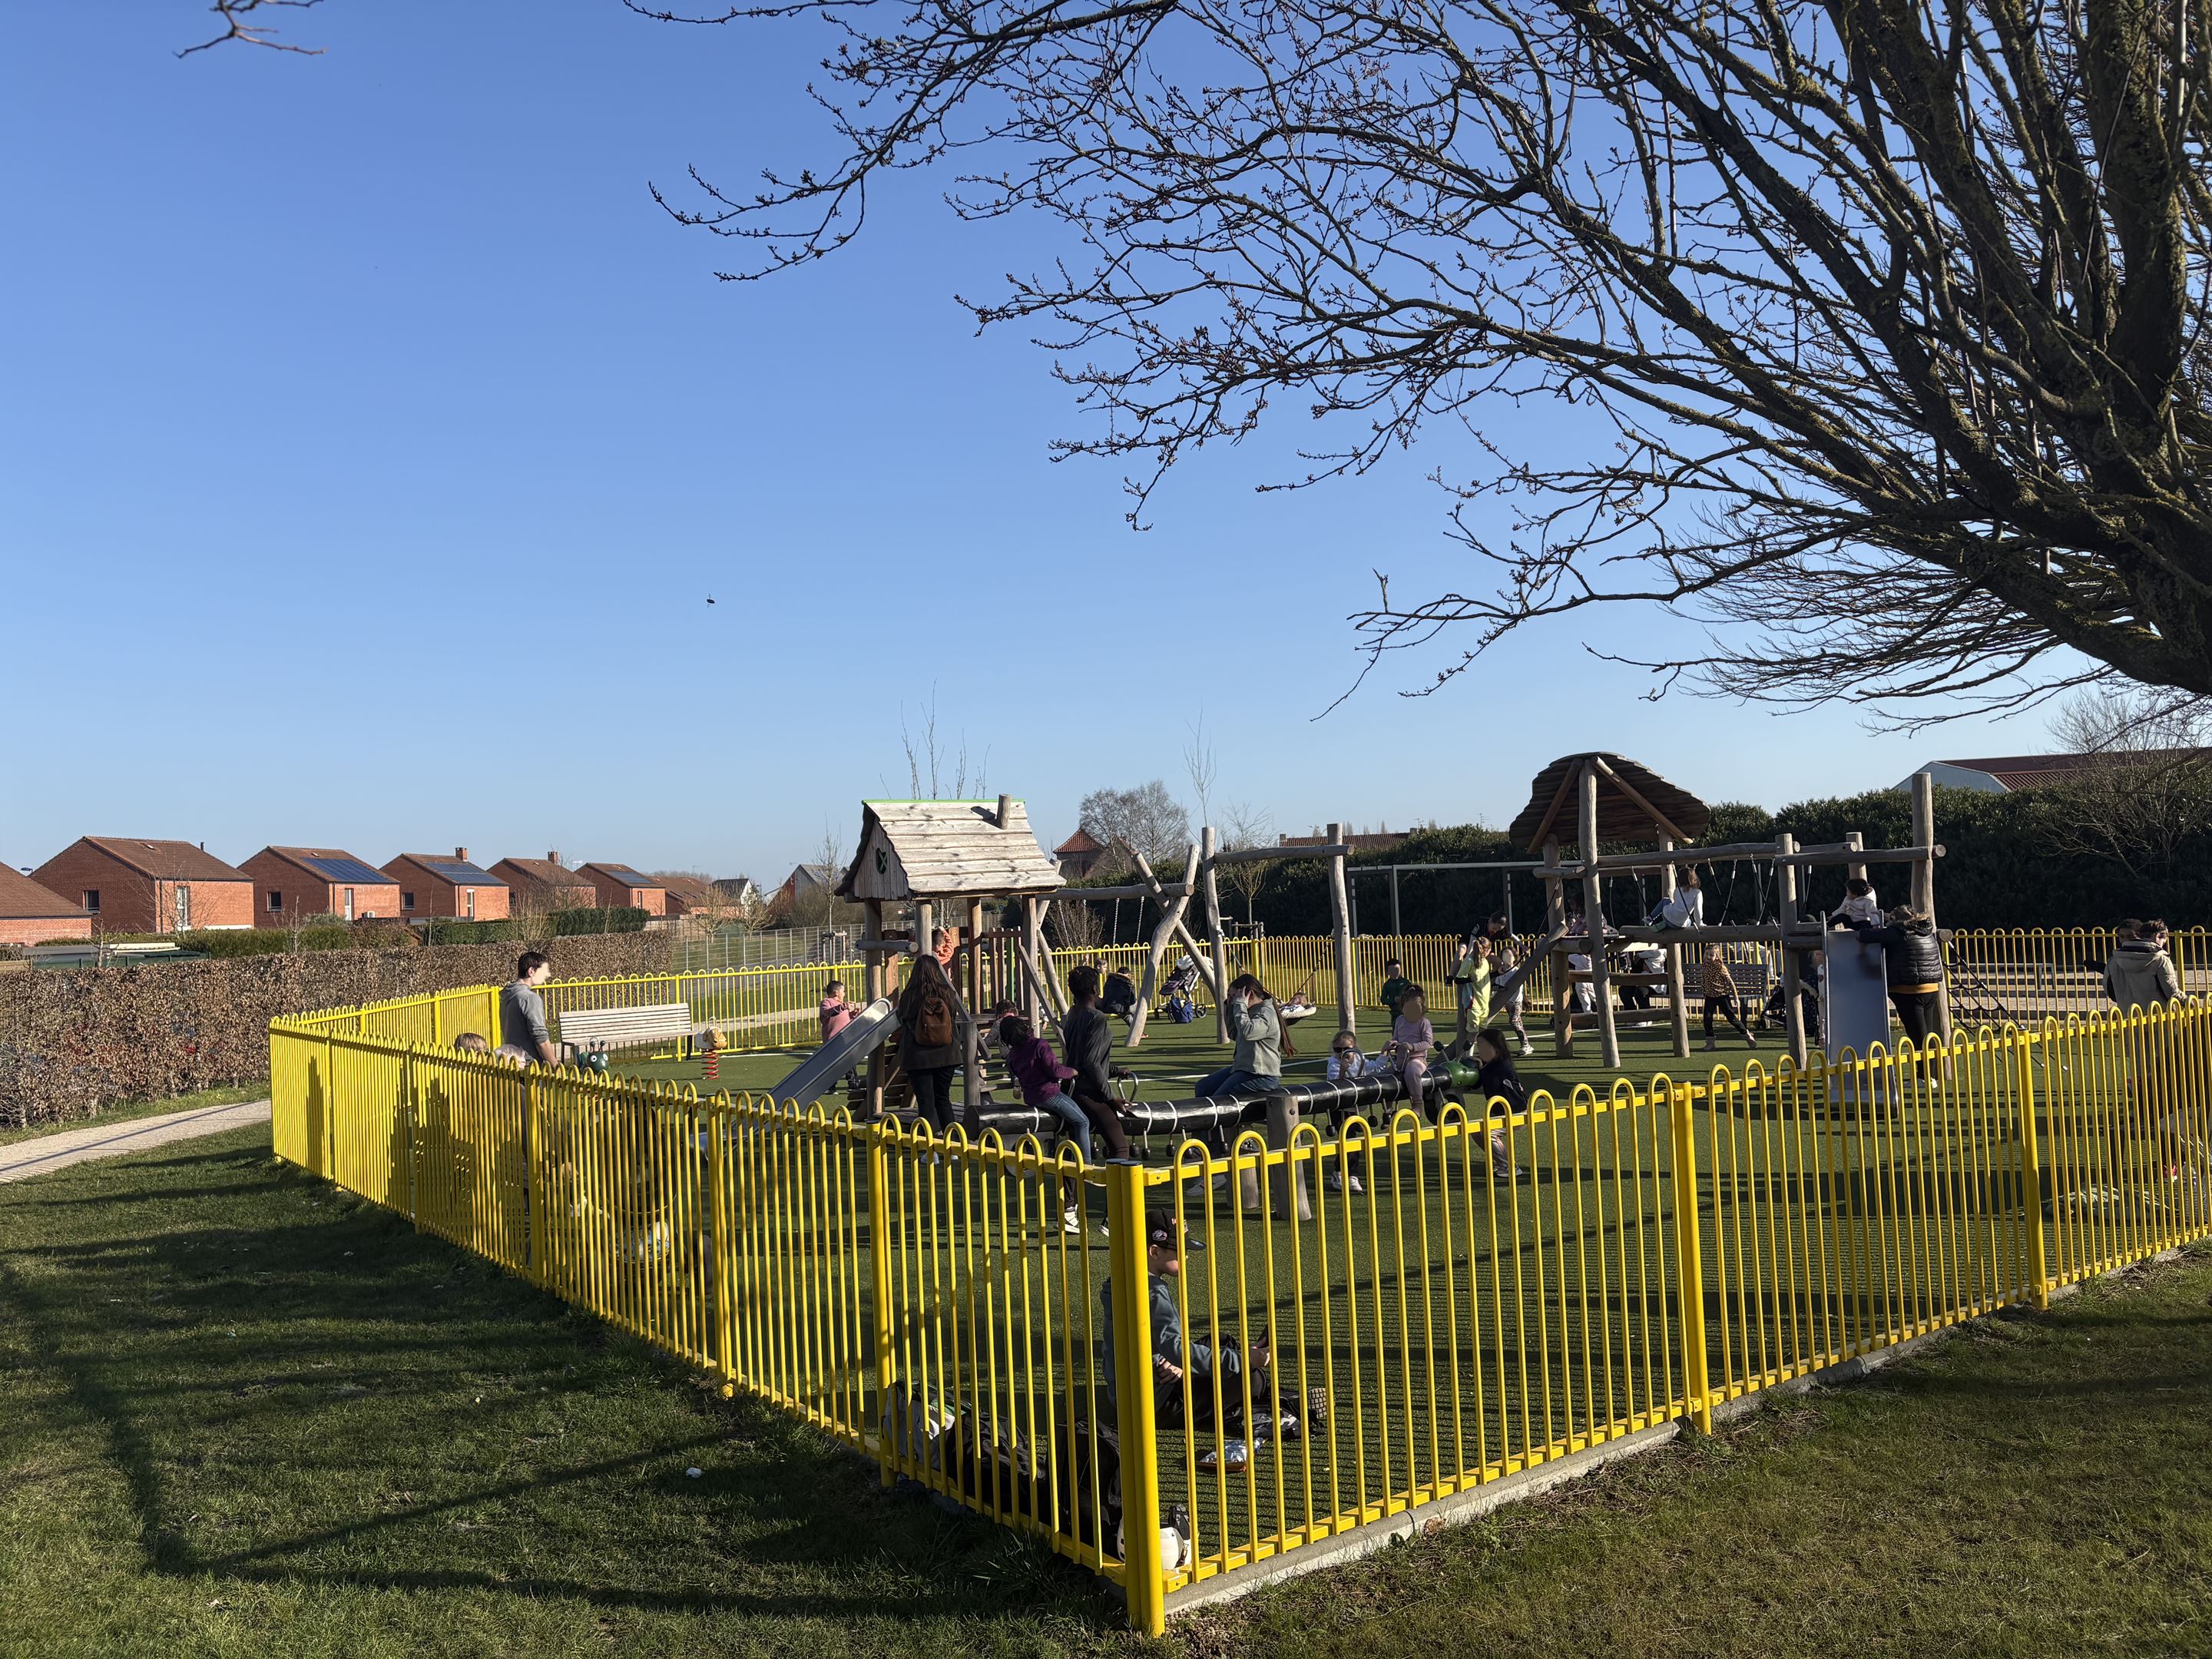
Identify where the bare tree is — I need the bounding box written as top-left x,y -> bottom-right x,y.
1078,781 -> 1192,873
1183,717 -> 1217,830
649,0 -> 2212,725
180,0 -> 323,55
1217,802 -> 1273,928
2045,690 -> 2212,879
1046,899 -> 1105,954
900,687 -> 989,799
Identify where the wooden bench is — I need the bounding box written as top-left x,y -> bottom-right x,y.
555,1002 -> 695,1056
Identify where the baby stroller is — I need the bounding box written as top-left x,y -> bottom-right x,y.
1158,957 -> 1203,1024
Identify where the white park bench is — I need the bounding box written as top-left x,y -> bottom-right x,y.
555,1002 -> 695,1057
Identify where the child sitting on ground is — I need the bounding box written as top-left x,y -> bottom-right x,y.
1472,1027 -> 1525,1181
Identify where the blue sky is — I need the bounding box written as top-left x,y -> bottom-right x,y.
0,2 -> 2053,886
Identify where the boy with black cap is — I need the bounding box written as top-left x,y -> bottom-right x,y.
1101,1206 -> 1287,1474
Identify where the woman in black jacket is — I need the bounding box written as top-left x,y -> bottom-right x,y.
1854,907 -> 1946,1053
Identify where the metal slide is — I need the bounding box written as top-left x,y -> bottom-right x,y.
764,997 -> 899,1107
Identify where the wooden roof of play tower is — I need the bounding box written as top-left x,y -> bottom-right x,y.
1508,753 -> 1713,851
835,800 -> 1065,902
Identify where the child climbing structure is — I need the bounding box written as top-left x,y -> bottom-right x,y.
1505,753 -> 1949,1068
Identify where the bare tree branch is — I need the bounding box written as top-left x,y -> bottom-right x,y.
180,0 -> 325,57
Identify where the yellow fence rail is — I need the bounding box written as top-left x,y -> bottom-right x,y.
273,967 -> 2212,1634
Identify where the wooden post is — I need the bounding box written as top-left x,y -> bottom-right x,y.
1775,833 -> 1808,1065
863,899 -> 888,1119
1910,772 -> 1953,1049
1660,836 -> 1690,1059
1328,822 -> 1357,1041
1578,766 -> 1621,1068
1021,896 -> 1045,1030
1203,826 -> 1230,1045
962,896 -> 985,1124
1844,830 -> 1867,887
1543,837 -> 1571,1056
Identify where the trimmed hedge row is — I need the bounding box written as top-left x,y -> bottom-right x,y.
421,909 -> 649,945
0,931 -> 674,1131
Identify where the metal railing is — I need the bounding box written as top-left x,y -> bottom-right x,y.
272,962 -> 2212,1634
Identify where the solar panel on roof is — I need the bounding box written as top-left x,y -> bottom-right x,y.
302,856 -> 390,886
598,866 -> 654,886
422,859 -> 501,883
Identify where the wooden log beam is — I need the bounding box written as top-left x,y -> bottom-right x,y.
1578,764 -> 1621,1069
1660,836 -> 1690,1059
1126,843 -> 1202,1048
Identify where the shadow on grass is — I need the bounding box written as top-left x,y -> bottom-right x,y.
0,1142 -> 1121,1629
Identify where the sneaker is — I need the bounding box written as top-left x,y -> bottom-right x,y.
1704,1038 -> 1718,1051
1493,1164 -> 1522,1184
1062,1207 -> 1085,1236
1326,1170 -> 1364,1194
1518,1039 -> 1534,1057
1747,1035 -> 1760,1049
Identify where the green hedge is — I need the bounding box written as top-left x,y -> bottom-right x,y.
548,908 -> 649,935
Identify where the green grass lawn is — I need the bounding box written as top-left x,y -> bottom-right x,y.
2,1122 -> 2208,1656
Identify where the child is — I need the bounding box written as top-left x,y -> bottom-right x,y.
1472,1027 -> 1525,1181
1452,935 -> 1494,1041
995,1014 -> 1097,1233
1830,877 -> 1881,928
452,1031 -> 492,1055
1324,1030 -> 1369,1194
1700,945 -> 1757,1051
1647,868 -> 1705,929
1493,939 -> 1533,1055
819,979 -> 860,1045
1377,957 -> 1418,1018
1390,989 -> 1436,1118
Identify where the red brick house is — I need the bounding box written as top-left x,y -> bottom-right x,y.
381,849 -> 510,921
31,838 -> 253,935
240,846 -> 402,927
1054,829 -> 1108,879
580,862 -> 667,916
491,854 -> 599,913
660,875 -> 715,916
0,864 -> 93,945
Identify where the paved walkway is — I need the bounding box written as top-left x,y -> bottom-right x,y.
0,1099 -> 273,1185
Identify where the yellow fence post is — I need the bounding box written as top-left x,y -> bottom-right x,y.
1666,1081 -> 1714,1432
2013,1029 -> 2052,1309
1104,1159 -> 1167,1636
526,1070 -> 549,1290
867,1124 -> 897,1487
711,1104 -> 737,1395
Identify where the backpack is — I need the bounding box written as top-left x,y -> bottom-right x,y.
914,980 -> 957,1048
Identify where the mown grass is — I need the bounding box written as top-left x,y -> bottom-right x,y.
5,1121 -> 2210,1657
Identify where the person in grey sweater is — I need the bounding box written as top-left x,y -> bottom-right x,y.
1196,975 -> 1283,1098
497,952 -> 559,1067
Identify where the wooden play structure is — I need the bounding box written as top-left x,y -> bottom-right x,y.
1506,753 -> 1950,1068
836,796 -> 1065,1119
1067,822 -> 1359,1051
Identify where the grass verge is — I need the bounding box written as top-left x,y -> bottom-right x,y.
2,1124 -> 2208,1657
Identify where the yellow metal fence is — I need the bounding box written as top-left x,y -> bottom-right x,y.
273,965 -> 2212,1634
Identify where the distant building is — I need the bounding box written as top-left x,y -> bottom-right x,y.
492,854 -> 598,912
0,864 -> 92,945
579,863 -> 667,916
659,875 -> 715,916
1897,750 -> 2212,794
382,849 -> 509,921
240,846 -> 402,926
1055,828 -> 1108,879
31,838 -> 253,934
776,863 -> 839,913
710,875 -> 761,908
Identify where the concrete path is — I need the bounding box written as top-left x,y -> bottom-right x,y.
0,1099 -> 273,1185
